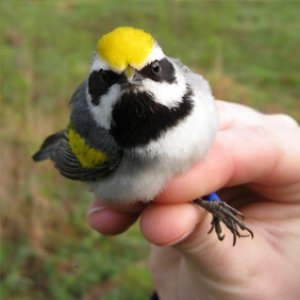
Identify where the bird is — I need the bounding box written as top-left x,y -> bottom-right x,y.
32,26 -> 253,245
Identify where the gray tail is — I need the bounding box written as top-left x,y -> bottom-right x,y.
32,130 -> 66,162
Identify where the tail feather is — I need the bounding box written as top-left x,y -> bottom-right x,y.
32,130 -> 66,162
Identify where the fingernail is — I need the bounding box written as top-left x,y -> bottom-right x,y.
88,202 -> 106,216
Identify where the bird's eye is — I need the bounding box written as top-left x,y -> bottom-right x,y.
151,62 -> 161,74
99,69 -> 109,83
140,58 -> 175,83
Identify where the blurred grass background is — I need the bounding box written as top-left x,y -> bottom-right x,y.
1,0 -> 299,299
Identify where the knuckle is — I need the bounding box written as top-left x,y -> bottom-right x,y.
269,114 -> 299,128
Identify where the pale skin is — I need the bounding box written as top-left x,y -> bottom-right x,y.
88,101 -> 300,300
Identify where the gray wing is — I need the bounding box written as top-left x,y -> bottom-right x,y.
32,81 -> 122,181
32,129 -> 121,181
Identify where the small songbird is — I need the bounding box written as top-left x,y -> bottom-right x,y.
33,27 -> 253,245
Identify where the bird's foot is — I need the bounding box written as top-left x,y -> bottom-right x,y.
194,198 -> 254,246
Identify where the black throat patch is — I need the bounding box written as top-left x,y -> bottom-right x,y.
110,88 -> 193,148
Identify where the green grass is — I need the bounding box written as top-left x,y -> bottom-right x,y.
1,0 -> 300,299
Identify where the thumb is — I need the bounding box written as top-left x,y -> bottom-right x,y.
140,201 -> 261,280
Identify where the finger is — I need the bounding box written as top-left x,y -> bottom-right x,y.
140,201 -> 264,280
140,201 -> 255,248
156,125 -> 300,204
140,202 -> 207,246
140,202 -> 204,246
216,100 -> 298,131
156,127 -> 279,203
87,200 -> 140,235
216,100 -> 263,130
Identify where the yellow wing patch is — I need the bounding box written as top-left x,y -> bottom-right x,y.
97,27 -> 155,71
68,125 -> 108,169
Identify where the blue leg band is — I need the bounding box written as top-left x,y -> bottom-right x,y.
203,192 -> 220,202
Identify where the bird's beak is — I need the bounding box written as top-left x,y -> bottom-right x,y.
123,66 -> 143,85
124,66 -> 135,82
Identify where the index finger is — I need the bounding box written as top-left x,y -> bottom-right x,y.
155,125 -> 283,203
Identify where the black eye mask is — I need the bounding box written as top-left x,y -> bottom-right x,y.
88,70 -> 122,105
139,58 -> 176,84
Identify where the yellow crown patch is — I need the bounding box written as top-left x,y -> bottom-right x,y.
97,27 -> 155,71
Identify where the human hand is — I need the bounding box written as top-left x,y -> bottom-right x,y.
88,101 -> 300,299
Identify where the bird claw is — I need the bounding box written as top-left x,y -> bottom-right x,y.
194,198 -> 254,246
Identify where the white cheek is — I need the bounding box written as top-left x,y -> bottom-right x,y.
142,71 -> 186,107
87,85 -> 120,129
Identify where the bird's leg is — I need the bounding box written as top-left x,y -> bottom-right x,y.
194,193 -> 254,246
